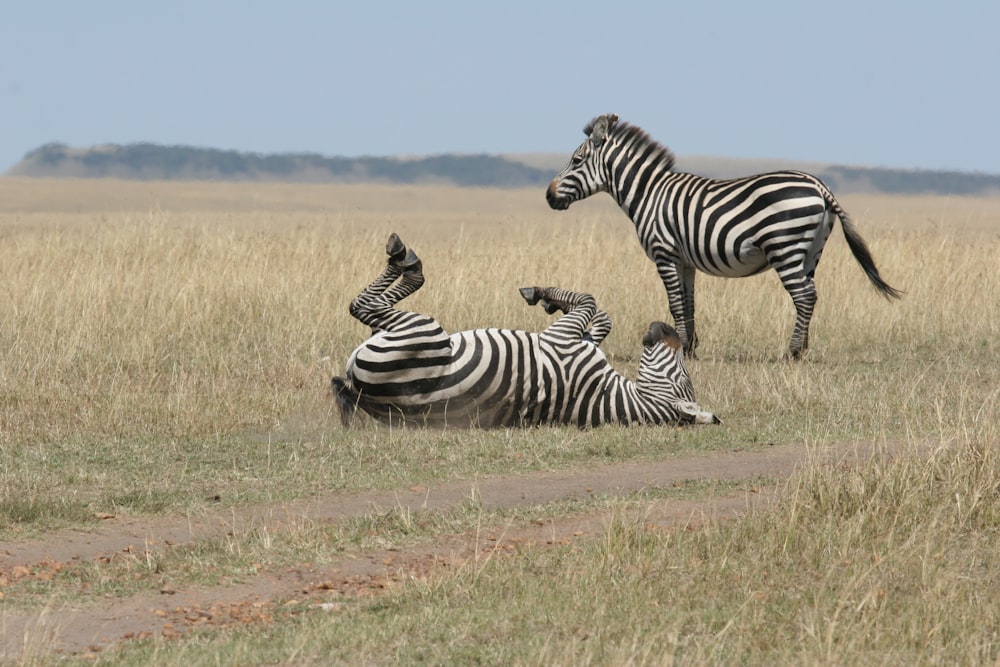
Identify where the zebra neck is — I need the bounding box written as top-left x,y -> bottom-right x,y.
607,148 -> 678,223
598,373 -> 676,425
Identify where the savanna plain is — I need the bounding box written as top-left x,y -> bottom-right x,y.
1,177 -> 999,665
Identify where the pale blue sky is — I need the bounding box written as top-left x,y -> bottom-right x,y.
3,1 -> 998,174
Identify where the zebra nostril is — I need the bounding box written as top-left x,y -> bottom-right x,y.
546,189 -> 570,210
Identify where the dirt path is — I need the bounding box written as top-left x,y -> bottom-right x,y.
1,440 -> 890,661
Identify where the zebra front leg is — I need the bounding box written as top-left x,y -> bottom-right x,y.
519,287 -> 597,342
520,287 -> 612,344
519,286 -> 576,315
784,279 -> 817,360
655,259 -> 697,358
679,263 -> 698,356
586,310 -> 612,346
520,285 -> 603,315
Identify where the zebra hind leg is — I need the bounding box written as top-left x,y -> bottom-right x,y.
386,233 -> 421,272
785,282 -> 817,360
348,233 -> 424,330
381,234 -> 424,306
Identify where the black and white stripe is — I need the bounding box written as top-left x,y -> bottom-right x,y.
546,114 -> 901,359
331,234 -> 719,428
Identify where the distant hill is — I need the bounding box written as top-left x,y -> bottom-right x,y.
8,142 -> 1000,196
8,143 -> 551,188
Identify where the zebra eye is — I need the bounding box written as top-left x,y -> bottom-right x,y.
571,152 -> 586,165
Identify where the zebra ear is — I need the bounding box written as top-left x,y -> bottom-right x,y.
590,114 -> 618,146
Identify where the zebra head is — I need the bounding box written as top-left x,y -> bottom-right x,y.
546,113 -> 620,210
638,321 -> 721,425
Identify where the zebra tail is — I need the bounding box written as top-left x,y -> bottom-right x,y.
331,376 -> 360,427
829,195 -> 903,300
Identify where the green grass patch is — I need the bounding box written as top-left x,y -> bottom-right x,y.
88,435 -> 1000,666
0,495 -> 97,532
1,478 -> 764,610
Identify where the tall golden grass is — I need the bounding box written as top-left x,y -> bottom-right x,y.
2,178 -> 997,450
3,178 -> 1000,663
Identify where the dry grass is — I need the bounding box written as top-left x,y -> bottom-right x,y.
1,180 -> 998,493
2,178 -> 1000,664
2,180 -> 996,443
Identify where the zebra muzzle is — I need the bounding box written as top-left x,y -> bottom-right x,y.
546,181 -> 571,210
642,322 -> 682,351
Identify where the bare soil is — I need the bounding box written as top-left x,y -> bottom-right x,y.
1,440 -> 890,661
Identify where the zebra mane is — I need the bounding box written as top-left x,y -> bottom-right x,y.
584,116 -> 676,172
582,116 -> 602,136
617,122 -> 677,171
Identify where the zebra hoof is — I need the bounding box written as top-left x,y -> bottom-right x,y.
519,287 -> 540,305
386,233 -> 407,262
520,288 -> 562,314
541,300 -> 561,315
386,235 -> 421,272
396,249 -> 422,273
784,349 -> 806,362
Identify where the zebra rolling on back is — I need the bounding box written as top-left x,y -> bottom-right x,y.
546,114 -> 901,359
331,233 -> 720,428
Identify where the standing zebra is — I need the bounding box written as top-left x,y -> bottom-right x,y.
546,114 -> 901,359
331,233 -> 720,428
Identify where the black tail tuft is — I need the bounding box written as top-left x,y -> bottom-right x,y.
331,376 -> 359,427
836,207 -> 903,300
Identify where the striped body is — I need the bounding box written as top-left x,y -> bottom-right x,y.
347,322 -> 696,428
547,114 -> 900,358
631,170 -> 832,279
332,235 -> 719,429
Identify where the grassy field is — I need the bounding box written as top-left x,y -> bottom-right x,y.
1,178 -> 999,663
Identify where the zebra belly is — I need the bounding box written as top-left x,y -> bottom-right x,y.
708,241 -> 768,277
676,235 -> 767,278
346,329 -> 545,428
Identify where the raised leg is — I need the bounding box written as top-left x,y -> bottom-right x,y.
348,233 -> 426,332
586,310 -> 612,346
380,234 -> 424,306
520,287 -> 599,343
